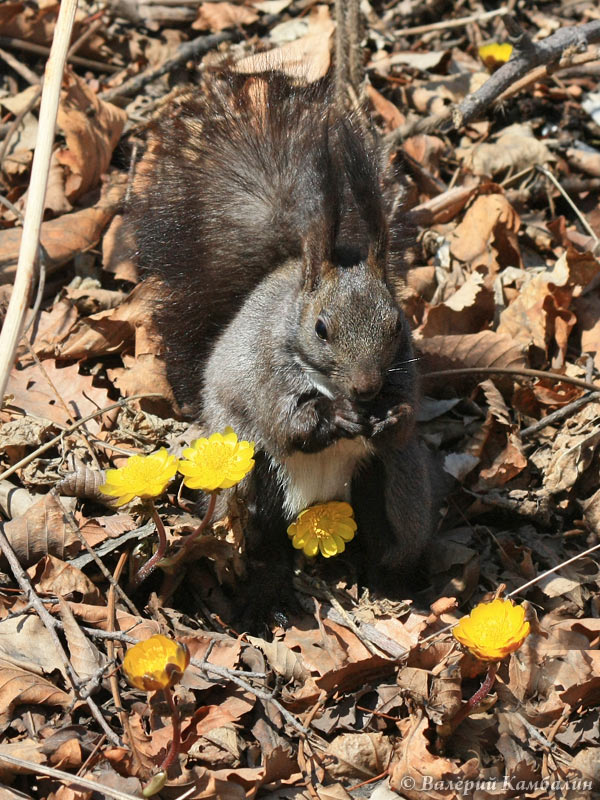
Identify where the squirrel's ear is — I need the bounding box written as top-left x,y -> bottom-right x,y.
302,228 -> 335,291
339,121 -> 389,278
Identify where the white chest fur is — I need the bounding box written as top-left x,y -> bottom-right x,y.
277,437 -> 373,519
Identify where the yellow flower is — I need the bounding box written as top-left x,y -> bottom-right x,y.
178,427 -> 255,492
478,43 -> 513,71
122,634 -> 190,691
100,449 -> 178,506
453,598 -> 530,661
287,501 -> 357,558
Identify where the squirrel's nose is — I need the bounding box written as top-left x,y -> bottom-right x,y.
353,376 -> 383,403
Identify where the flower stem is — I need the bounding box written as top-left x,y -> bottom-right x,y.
159,686 -> 181,775
179,491 -> 217,559
448,661 -> 499,732
130,502 -> 168,589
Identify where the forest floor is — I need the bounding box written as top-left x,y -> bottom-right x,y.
0,0 -> 600,798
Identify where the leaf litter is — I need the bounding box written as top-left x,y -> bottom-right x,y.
0,0 -> 600,798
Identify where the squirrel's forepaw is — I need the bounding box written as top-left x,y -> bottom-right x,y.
369,402 -> 414,437
332,398 -> 370,438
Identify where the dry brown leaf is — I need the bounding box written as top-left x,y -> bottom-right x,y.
409,72 -> 488,114
27,298 -> 79,359
420,271 -> 494,337
29,555 -> 103,604
56,69 -> 127,201
403,135 -> 446,176
390,714 -> 478,799
2,492 -> 80,568
7,358 -> 109,433
478,431 -> 528,488
449,193 -> 521,272
478,379 -> 511,426
234,6 -> 333,82
497,250 -> 579,360
193,2 -> 258,32
182,634 -> 243,691
0,1 -> 64,46
326,732 -> 392,780
369,50 -> 450,77
246,636 -> 309,683
57,596 -> 106,681
408,185 -> 477,227
366,85 -> 404,131
569,748 -> 600,786
66,603 -> 160,641
566,147 -> 600,177
544,425 -> 600,494
0,174 -> 125,282
0,613 -> 69,679
56,459 -> 108,502
457,123 -> 553,176
575,293 -> 600,371
0,659 -> 72,727
102,214 -> 139,283
107,352 -> 177,417
417,329 -> 527,373
56,279 -> 155,361
0,740 -> 47,784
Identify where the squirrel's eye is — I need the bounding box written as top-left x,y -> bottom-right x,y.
315,317 -> 328,341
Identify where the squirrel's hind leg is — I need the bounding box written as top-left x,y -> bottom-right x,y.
235,452 -> 301,634
351,438 -> 432,598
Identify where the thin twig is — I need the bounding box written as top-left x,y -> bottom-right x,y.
421,367 -> 600,394
107,552 -> 144,776
506,541 -> 600,598
0,45 -> 40,85
189,656 -> 310,738
0,522 -> 122,746
0,0 -> 78,404
520,391 -> 600,439
56,494 -> 141,617
419,540 -> 600,647
0,753 -> 142,800
537,164 -> 600,245
383,18 -> 600,148
394,7 -> 507,36
100,31 -> 238,102
0,393 -> 163,483
0,35 -> 120,73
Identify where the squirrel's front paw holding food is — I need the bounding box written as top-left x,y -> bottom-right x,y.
291,394 -> 369,451
368,401 -> 415,439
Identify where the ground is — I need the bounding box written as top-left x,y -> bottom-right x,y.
0,1 -> 599,798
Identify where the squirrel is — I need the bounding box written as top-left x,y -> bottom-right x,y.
127,70 -> 433,625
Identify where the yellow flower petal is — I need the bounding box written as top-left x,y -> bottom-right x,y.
453,598 -> 530,661
287,501 -> 357,558
100,449 -> 178,506
478,42 -> 513,71
178,428 -> 255,492
122,634 -> 190,691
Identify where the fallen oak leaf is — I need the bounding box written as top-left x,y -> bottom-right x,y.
0,172 -> 126,283
56,68 -> 127,201
2,493 -> 80,568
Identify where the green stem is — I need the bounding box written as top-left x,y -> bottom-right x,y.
130,502 -> 168,589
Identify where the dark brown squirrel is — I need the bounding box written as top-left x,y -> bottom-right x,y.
127,69 -> 433,624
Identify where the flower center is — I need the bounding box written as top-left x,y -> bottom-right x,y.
480,617 -> 510,644
309,511 -> 331,539
201,442 -> 232,473
129,460 -> 158,483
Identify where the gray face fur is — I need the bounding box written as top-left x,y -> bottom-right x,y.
295,262 -> 405,402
